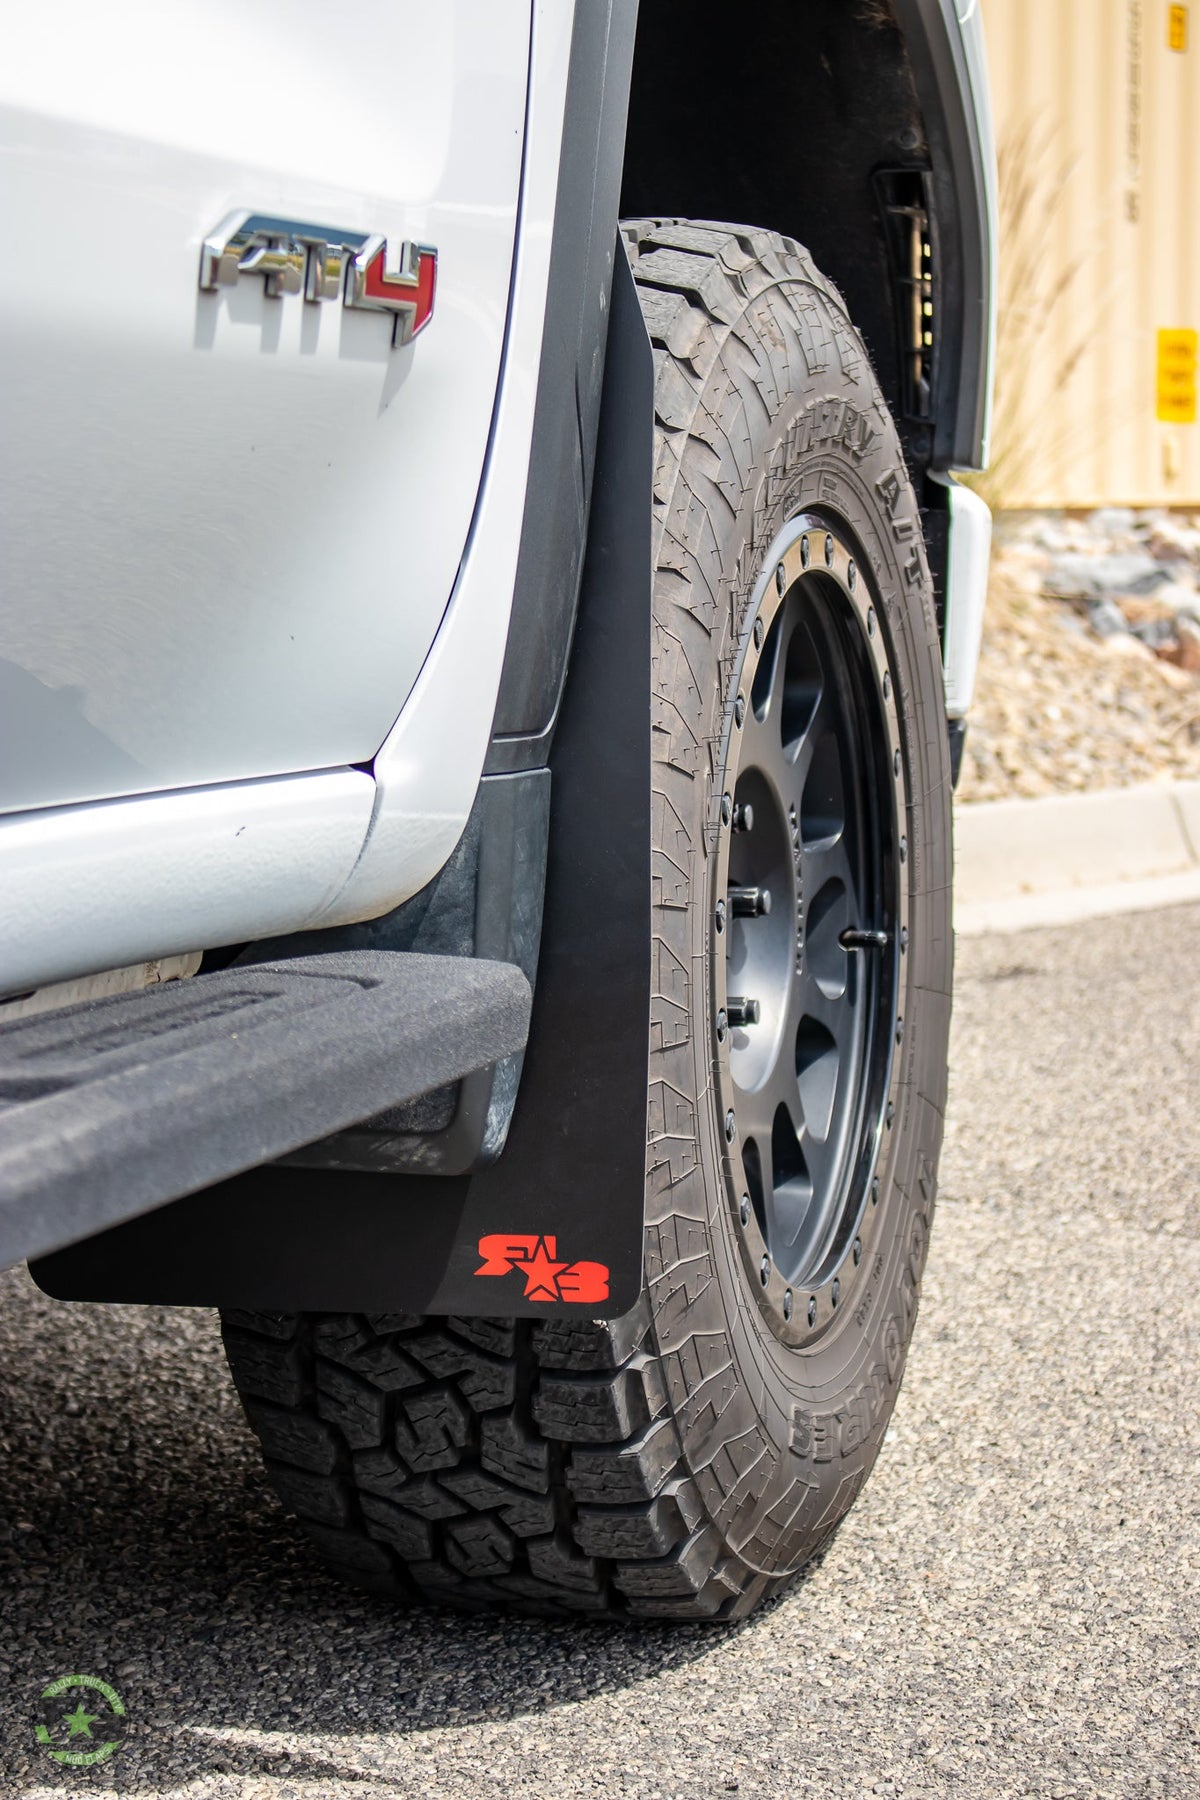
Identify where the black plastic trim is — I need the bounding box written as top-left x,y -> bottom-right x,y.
269,769 -> 551,1176
920,469 -> 951,643
486,0 -> 640,771
947,715 -> 967,789
892,0 -> 992,470
874,167 -> 936,426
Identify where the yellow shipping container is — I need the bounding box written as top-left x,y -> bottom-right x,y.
981,0 -> 1200,505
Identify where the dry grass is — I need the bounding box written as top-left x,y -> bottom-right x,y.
965,120 -> 1108,513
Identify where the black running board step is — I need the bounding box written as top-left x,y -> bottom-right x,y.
0,952 -> 531,1270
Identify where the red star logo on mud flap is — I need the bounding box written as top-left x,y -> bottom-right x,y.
475,1235 -> 610,1304
517,1240 -> 568,1300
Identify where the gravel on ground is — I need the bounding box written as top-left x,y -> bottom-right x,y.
1,904 -> 1198,1798
959,507 -> 1200,803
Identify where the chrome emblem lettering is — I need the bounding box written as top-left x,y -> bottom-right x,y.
198,211 -> 437,347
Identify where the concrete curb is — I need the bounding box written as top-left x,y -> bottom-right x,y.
954,779 -> 1200,935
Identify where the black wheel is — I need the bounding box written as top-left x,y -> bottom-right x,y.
222,220 -> 952,1621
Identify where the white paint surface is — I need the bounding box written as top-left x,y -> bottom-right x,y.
0,1 -> 529,813
319,0 -> 576,925
0,771 -> 376,995
935,475 -> 992,718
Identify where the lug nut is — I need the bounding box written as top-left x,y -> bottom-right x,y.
740,1194 -> 750,1225
726,996 -> 761,1027
801,533 -> 811,568
720,792 -> 733,826
783,1288 -> 794,1321
824,533 -> 834,567
759,1254 -> 770,1286
848,560 -> 857,591
716,1008 -> 728,1042
734,693 -> 746,727
725,1109 -> 736,1143
729,885 -> 771,917
775,562 -> 786,595
807,1295 -> 817,1326
732,801 -> 754,832
715,899 -> 726,934
753,616 -> 765,649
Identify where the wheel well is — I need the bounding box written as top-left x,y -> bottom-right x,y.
620,0 -> 937,480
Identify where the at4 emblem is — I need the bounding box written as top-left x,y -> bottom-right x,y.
198,211 -> 436,347
475,1235 -> 610,1304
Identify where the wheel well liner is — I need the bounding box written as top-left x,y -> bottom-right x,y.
619,0 -> 992,476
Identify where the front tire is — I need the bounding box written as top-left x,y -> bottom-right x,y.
222,221 -> 952,1621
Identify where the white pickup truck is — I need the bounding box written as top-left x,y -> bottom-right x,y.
0,0 -> 995,1620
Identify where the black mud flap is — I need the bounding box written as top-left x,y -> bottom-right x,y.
34,250 -> 653,1320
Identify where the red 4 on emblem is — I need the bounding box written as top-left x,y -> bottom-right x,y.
199,212 -> 437,348
475,1235 -> 609,1304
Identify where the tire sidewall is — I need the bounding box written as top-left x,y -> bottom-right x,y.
644,262 -> 952,1579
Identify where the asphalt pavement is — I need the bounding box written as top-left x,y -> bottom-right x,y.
1,902 -> 1198,1798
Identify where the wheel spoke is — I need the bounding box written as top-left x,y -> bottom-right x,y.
739,684 -> 785,787
747,610 -> 785,733
762,1068 -> 813,1252
801,835 -> 856,909
797,1111 -> 840,1213
764,1165 -> 815,1254
794,974 -> 862,1070
764,1052 -> 804,1139
787,678 -> 838,789
794,839 -> 860,1017
733,1069 -> 779,1157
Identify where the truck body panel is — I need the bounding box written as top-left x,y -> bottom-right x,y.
0,1 -> 528,815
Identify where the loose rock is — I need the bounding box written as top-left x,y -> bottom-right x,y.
958,507 -> 1200,802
